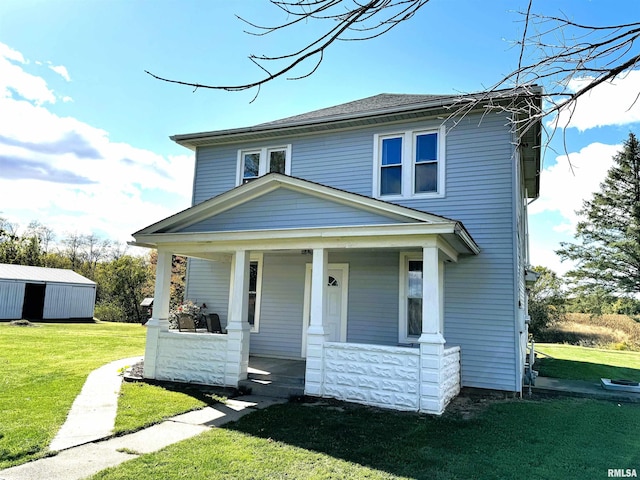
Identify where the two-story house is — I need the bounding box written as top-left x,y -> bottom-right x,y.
133,88 -> 541,414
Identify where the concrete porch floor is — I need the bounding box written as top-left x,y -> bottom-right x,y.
242,356 -> 306,398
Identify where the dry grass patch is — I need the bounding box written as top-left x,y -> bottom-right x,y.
538,313 -> 640,350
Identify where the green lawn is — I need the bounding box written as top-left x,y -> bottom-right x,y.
91,398 -> 640,480
0,321 -> 147,468
114,382 -> 214,434
535,343 -> 640,382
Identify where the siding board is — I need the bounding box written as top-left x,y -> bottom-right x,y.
181,188 -> 407,233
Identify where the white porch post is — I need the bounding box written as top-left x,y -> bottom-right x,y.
305,248 -> 329,396
143,249 -> 172,380
419,245 -> 449,414
225,250 -> 251,387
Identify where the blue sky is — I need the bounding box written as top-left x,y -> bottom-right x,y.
0,0 -> 639,274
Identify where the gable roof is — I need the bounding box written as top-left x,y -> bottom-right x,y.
132,173 -> 480,257
134,173 -> 459,236
0,264 -> 95,285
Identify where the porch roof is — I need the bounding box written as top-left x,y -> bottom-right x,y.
131,174 -> 480,259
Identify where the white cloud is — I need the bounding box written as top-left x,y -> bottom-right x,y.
49,64 -> 71,82
529,142 -> 621,232
529,242 -> 573,276
0,43 -> 55,105
548,69 -> 640,131
0,43 -> 26,64
0,43 -> 194,245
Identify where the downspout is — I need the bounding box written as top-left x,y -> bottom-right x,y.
512,131 -> 523,397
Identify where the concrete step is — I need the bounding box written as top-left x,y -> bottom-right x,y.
239,378 -> 305,399
247,372 -> 305,385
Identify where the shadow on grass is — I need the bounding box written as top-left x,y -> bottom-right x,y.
536,357 -> 640,382
219,397 -> 640,480
129,378 -> 234,406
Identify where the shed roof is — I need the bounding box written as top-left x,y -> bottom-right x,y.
0,264 -> 95,285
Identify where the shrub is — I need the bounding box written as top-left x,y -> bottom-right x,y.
94,301 -> 126,323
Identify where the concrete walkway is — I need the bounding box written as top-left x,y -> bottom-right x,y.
0,359 -> 284,480
49,356 -> 143,451
530,376 -> 640,403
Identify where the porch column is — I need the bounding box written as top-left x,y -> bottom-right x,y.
143,249 -> 172,380
418,245 -> 450,414
224,250 -> 251,387
305,247 -> 329,396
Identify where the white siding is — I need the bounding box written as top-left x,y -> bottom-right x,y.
43,284 -> 96,319
185,258 -> 231,327
0,281 -> 26,319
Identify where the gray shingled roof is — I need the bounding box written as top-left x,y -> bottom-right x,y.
0,264 -> 95,285
258,93 -> 453,127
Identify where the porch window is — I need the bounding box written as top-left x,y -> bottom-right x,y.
247,254 -> 263,333
399,253 -> 423,343
237,145 -> 292,185
407,260 -> 423,336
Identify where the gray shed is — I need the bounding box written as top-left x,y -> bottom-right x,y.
0,264 -> 96,320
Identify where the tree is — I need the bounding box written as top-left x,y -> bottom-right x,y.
145,1 -> 640,139
144,251 -> 187,309
95,255 -> 151,323
527,266 -> 565,338
557,133 -> 640,296
61,232 -> 87,271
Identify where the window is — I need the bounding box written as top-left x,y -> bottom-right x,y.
407,260 -> 423,337
237,145 -> 291,185
380,137 -> 402,195
373,126 -> 445,198
399,253 -> 423,343
243,254 -> 263,333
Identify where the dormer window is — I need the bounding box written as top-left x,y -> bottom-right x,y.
373,126 -> 445,199
237,145 -> 292,185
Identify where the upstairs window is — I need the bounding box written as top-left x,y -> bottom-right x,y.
237,145 -> 291,185
380,137 -> 403,195
373,126 -> 445,199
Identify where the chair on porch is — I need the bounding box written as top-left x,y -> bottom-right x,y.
177,314 -> 197,332
206,313 -> 225,334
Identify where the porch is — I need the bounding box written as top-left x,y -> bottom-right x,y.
133,175 -> 478,414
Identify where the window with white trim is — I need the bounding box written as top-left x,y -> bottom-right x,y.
247,254 -> 263,333
399,253 -> 423,343
237,145 -> 291,185
373,126 -> 445,199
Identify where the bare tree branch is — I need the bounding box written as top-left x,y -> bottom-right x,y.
146,0 -> 640,146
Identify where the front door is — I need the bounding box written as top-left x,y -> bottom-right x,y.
302,263 -> 349,357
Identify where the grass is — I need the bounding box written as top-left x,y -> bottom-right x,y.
0,321 -> 147,468
535,343 -> 640,382
90,397 -> 640,480
114,382 -> 214,434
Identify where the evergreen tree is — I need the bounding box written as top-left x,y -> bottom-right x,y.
557,133 -> 640,296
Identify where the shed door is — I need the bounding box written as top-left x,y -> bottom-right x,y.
22,283 -> 45,320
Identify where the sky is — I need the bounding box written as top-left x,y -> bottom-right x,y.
0,0 -> 639,274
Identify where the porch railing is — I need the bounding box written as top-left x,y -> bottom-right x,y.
155,331 -> 228,385
322,342 -> 421,411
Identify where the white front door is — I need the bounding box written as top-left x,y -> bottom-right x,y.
302,263 -> 349,357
